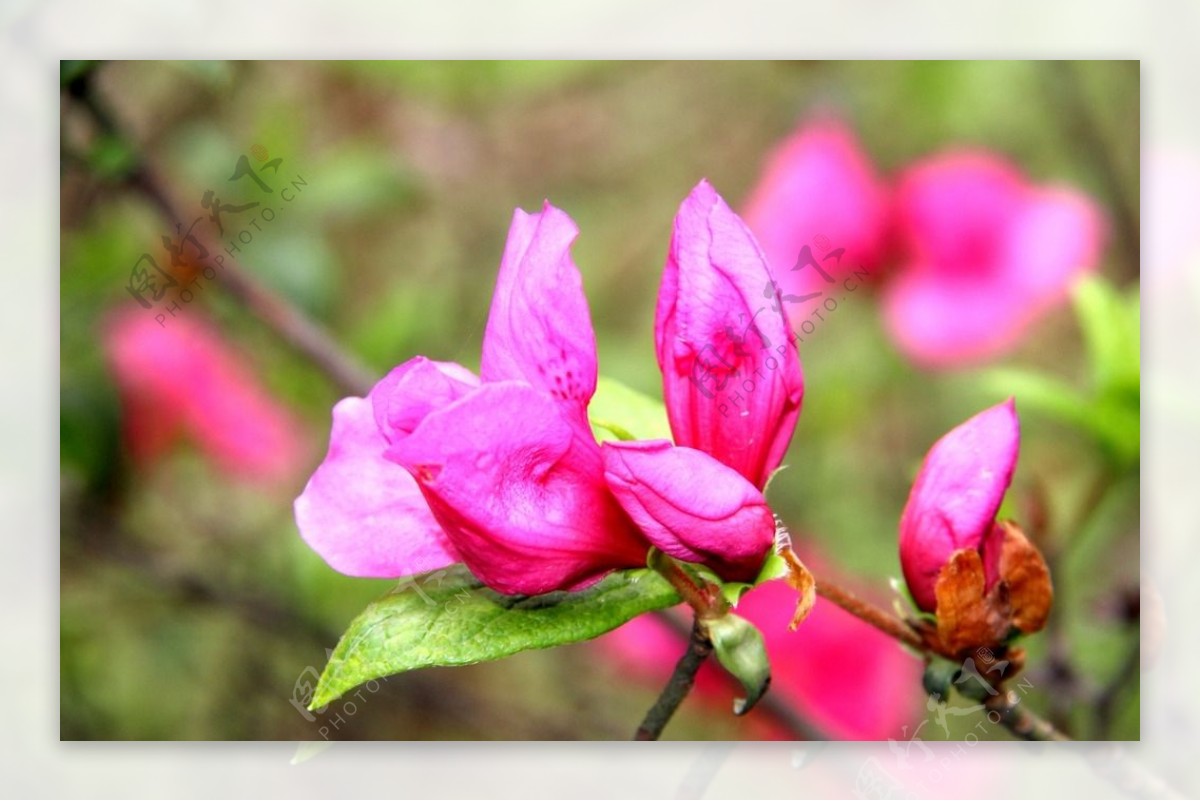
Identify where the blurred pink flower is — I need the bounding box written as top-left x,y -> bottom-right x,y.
599,560 -> 922,740
898,398 -> 1019,612
883,152 -> 1104,367
741,118 -> 892,303
102,308 -> 303,485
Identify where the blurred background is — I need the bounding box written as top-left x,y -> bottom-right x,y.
59,60 -> 1139,741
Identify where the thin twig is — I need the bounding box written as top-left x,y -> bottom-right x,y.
814,575 -> 924,651
65,68 -> 375,397
634,616 -> 713,740
813,572 -> 1071,741
652,609 -> 829,740
985,688 -> 1070,741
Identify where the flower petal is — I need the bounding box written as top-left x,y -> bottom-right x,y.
657,180 -> 804,488
602,440 -> 774,581
294,396 -> 459,578
370,356 -> 480,445
480,203 -> 598,412
388,381 -> 648,595
898,399 -> 1020,612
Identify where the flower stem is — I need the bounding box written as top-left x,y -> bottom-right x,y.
813,573 -> 925,650
633,616 -> 713,740
812,570 -> 1071,741
985,688 -> 1071,741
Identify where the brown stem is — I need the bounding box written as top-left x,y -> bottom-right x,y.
813,571 -> 1071,741
985,688 -> 1070,741
633,616 -> 713,740
814,574 -> 925,650
66,70 -> 375,398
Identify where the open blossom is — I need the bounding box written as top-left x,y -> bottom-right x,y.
898,398 -> 1018,613
102,308 -> 303,485
741,118 -> 891,303
883,152 -> 1104,367
296,203 -> 648,595
298,185 -> 805,594
600,180 -> 805,582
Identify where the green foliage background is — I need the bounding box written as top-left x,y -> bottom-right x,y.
60,60 -> 1140,740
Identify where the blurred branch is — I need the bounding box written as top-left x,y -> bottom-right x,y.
1094,620 -> 1141,738
63,66 -> 375,398
634,616 -> 713,740
984,688 -> 1070,741
1043,61 -> 1140,277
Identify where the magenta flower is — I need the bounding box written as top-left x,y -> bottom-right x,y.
296,203 -> 649,595
656,180 -> 805,490
741,118 -> 891,302
294,358 -> 474,578
898,399 -> 1019,612
103,308 -> 303,485
602,440 -> 775,582
883,152 -> 1104,367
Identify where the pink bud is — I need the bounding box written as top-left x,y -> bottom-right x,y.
898,399 -> 1019,612
657,180 -> 804,488
601,440 -> 774,582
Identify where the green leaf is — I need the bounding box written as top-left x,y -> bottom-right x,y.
312,565 -> 678,708
589,374 -> 672,443
704,613 -> 771,715
1073,276 -> 1140,397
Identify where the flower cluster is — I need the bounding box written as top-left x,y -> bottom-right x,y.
742,118 -> 1105,367
295,181 -> 803,594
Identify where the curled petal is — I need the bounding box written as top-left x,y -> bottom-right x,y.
602,440 -> 774,582
370,356 -> 480,445
480,203 -> 598,412
657,180 -> 804,488
388,381 -> 648,595
899,399 -> 1019,612
294,397 -> 459,578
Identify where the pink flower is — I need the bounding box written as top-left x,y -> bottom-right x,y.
102,308 -> 303,485
883,152 -> 1104,367
294,358 -> 473,578
898,399 -> 1019,612
741,118 -> 891,303
599,560 -> 922,740
656,180 -> 805,490
296,203 -> 649,594
601,440 -> 775,582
